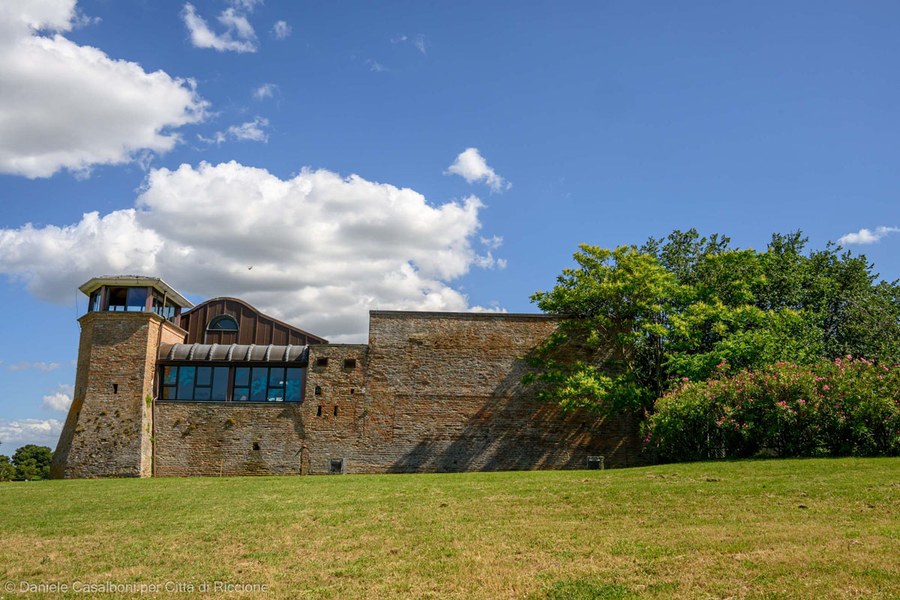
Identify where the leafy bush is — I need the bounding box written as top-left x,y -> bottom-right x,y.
645,358 -> 899,461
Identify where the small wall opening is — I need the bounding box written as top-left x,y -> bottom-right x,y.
316,405 -> 322,417
587,455 -> 604,470
316,357 -> 329,368
252,442 -> 260,451
333,405 -> 339,417
314,386 -> 322,396
113,383 -> 118,395
330,458 -> 344,475
343,358 -> 357,369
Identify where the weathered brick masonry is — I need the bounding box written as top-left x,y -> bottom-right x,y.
364,312 -> 642,472
152,312 -> 643,476
154,344 -> 371,476
51,311 -> 186,478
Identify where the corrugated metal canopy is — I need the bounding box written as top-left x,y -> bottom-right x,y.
159,343 -> 309,365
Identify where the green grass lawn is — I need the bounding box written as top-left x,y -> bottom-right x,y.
0,458 -> 897,599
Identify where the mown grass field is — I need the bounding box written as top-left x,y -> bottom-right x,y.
0,458 -> 897,599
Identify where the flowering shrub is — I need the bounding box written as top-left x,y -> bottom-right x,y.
645,358 -> 900,461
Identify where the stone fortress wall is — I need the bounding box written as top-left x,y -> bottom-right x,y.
51,312 -> 186,479
152,311 -> 644,476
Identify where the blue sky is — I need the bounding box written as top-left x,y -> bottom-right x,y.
0,0 -> 897,451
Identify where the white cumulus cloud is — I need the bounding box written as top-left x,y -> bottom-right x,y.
473,252 -> 507,270
366,59 -> 387,73
181,3 -> 257,53
272,20 -> 291,40
446,148 -> 511,193
0,208 -> 163,301
0,419 -> 63,451
253,83 -> 278,100
480,235 -> 503,250
227,117 -> 268,142
229,0 -> 262,11
199,116 -> 269,144
838,226 -> 899,245
0,0 -> 207,179
0,161 -> 505,341
218,8 -> 255,39
42,385 -> 73,412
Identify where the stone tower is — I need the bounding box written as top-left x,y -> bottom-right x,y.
51,277 -> 191,479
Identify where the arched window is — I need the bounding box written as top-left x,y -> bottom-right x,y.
207,315 -> 239,332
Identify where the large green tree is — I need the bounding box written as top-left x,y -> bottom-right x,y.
11,445 -> 53,481
529,229 -> 899,415
527,245 -> 677,414
0,455 -> 15,482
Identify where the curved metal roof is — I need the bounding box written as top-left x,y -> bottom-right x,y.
180,296 -> 327,344
159,343 -> 309,365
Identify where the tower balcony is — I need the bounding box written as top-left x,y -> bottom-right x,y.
79,275 -> 193,322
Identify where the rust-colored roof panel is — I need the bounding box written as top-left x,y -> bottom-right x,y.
178,297 -> 327,345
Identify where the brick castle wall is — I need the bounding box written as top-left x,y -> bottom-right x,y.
154,344 -> 370,476
52,312 -> 186,478
360,312 -> 642,472
152,312 -> 644,476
